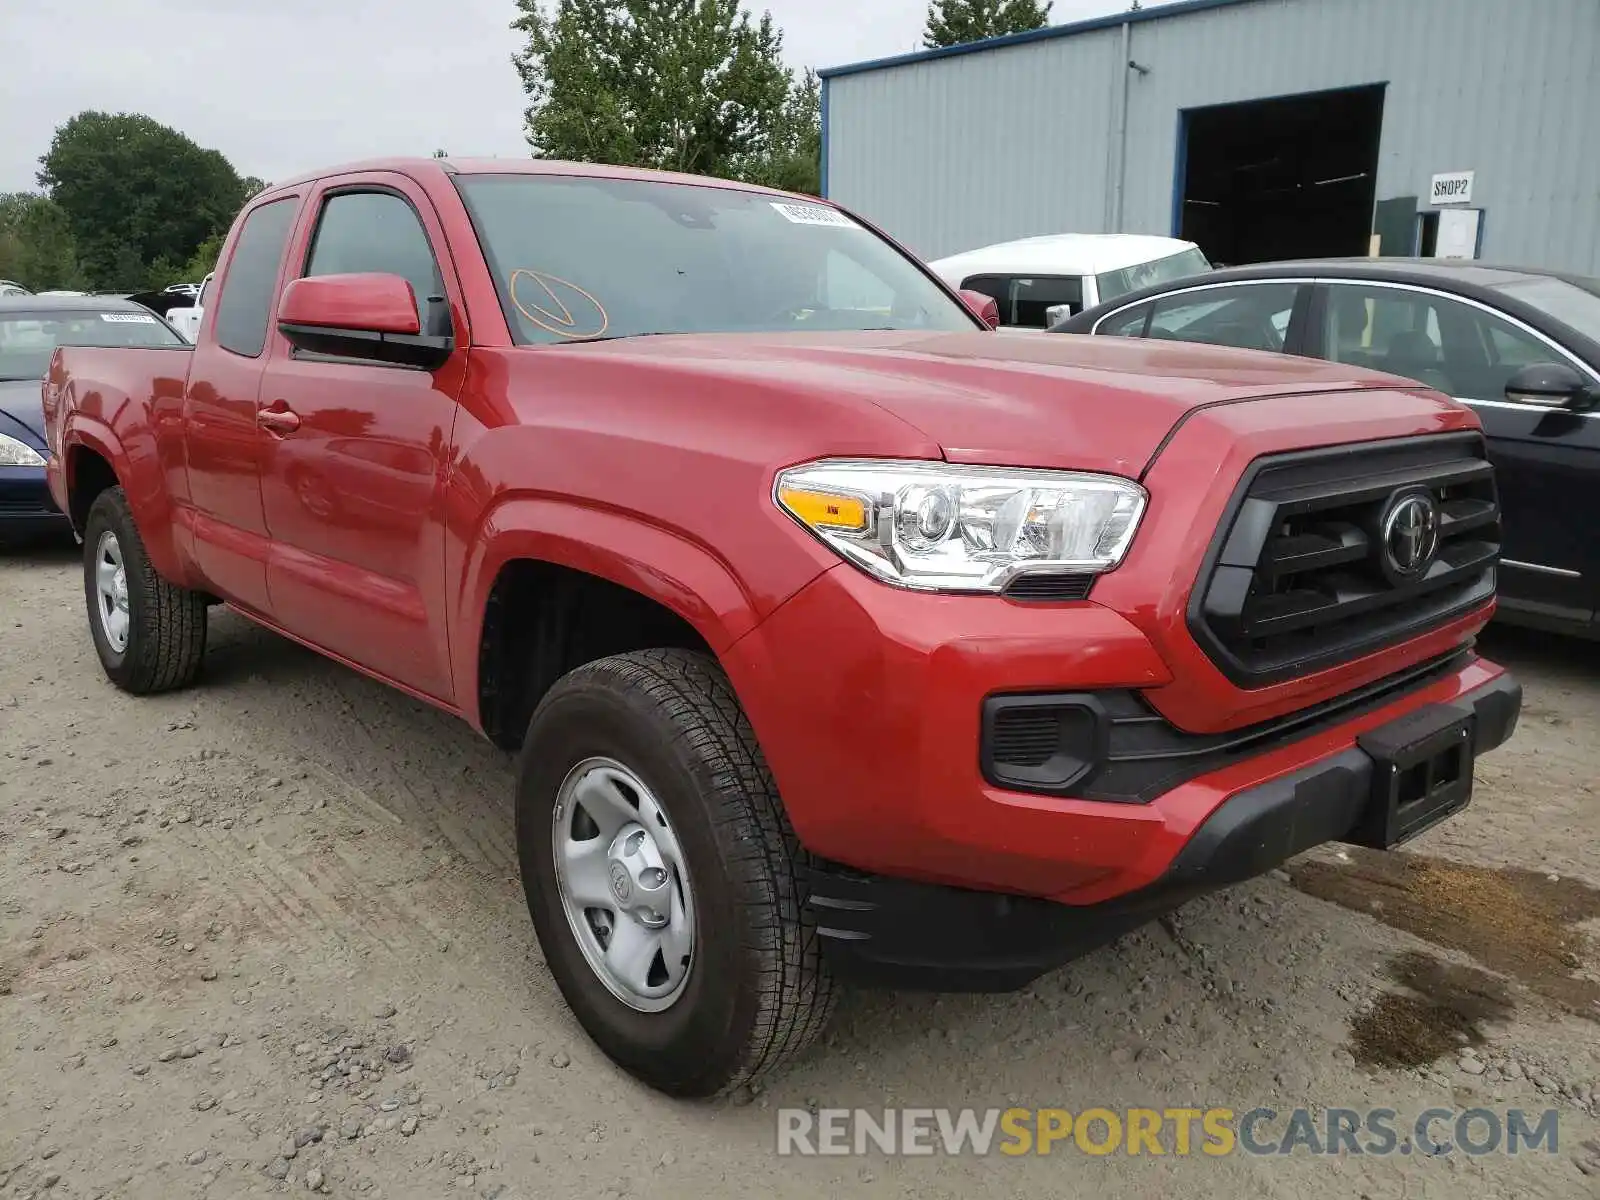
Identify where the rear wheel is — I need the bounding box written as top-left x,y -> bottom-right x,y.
516,648 -> 835,1097
82,486 -> 207,693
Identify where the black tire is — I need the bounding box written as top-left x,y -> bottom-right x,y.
516,648 -> 836,1097
82,486 -> 208,693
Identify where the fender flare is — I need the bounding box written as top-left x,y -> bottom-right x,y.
454,494 -> 765,718
62,415 -> 187,582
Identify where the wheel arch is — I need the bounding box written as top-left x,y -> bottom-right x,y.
460,497 -> 763,749
62,419 -> 186,582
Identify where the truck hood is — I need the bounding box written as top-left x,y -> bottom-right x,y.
0,377 -> 46,446
549,330 -> 1436,476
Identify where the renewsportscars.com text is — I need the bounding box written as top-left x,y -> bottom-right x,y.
776,1106 -> 1562,1158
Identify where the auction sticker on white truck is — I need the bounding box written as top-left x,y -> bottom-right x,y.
771,202 -> 858,228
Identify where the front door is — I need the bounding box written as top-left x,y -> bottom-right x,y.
257,175 -> 469,702
1310,281 -> 1600,626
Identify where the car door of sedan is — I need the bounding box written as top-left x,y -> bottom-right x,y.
1306,281 -> 1600,629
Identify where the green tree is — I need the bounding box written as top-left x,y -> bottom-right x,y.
511,0 -> 809,186
0,193 -> 88,292
36,111 -> 250,291
923,0 -> 1052,48
180,231 -> 226,284
740,69 -> 821,195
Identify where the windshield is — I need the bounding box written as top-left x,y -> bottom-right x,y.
1096,247 -> 1212,305
454,175 -> 977,344
1490,274 -> 1600,344
0,308 -> 183,380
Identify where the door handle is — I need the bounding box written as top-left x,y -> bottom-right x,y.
257,406 -> 301,435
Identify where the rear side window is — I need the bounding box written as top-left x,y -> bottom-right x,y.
1095,302 -> 1152,337
960,274 -> 1085,328
213,198 -> 297,358
1145,283 -> 1300,353
303,191 -> 445,330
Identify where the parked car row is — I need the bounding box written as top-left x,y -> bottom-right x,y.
0,295 -> 189,543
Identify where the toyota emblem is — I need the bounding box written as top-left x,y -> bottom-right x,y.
609,862 -> 633,903
1380,490 -> 1441,578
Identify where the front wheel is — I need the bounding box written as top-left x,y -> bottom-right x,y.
82,486 -> 208,693
516,648 -> 835,1097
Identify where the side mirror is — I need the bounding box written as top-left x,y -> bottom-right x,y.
1504,361 -> 1596,411
957,288 -> 1001,330
1045,303 -> 1075,328
276,273 -> 452,370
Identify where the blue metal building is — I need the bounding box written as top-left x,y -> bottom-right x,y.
819,0 -> 1600,273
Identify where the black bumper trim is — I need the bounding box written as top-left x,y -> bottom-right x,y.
805,670 -> 1521,992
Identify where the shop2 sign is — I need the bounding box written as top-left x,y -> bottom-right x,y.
1430,171 -> 1475,206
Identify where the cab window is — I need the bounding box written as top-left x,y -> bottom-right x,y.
303,191 -> 447,332
213,198 -> 298,358
960,274 -> 1085,328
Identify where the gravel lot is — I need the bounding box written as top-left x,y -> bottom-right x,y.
3,542 -> 1599,1199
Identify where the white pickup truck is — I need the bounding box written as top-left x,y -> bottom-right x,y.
165,271 -> 212,343
928,234 -> 1211,332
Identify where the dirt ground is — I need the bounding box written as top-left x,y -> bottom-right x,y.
3,541 -> 1599,1199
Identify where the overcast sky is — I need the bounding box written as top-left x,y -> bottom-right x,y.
0,0 -> 1128,194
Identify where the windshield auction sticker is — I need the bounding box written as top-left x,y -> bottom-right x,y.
99,313 -> 158,324
770,202 -> 857,229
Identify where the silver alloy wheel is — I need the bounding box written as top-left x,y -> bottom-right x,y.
551,757 -> 696,1012
94,530 -> 131,653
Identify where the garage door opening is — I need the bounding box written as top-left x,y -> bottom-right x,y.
1177,84 -> 1385,266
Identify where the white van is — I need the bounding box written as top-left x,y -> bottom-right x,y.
928,234 -> 1211,331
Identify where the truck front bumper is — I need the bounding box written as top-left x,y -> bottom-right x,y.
801,670 -> 1518,990
722,563 -> 1519,986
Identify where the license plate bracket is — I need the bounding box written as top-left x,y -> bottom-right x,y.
1347,702 -> 1476,849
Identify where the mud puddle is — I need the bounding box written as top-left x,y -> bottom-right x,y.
1347,950 -> 1516,1068
1289,847 -> 1600,1018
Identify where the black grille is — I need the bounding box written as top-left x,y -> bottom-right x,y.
991,709 -> 1063,767
1190,433 -> 1499,687
1002,572 -> 1095,602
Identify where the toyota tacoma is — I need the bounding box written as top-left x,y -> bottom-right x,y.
43,157 -> 1520,1098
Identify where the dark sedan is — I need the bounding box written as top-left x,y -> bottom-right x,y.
1052,259 -> 1600,638
0,296 -> 187,545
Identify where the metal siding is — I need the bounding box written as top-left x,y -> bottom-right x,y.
827,0 -> 1600,273
826,30 -> 1120,259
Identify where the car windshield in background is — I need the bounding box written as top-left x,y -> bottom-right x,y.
1490,274 -> 1600,345
1096,247 -> 1213,304
453,175 -> 976,344
0,309 -> 182,380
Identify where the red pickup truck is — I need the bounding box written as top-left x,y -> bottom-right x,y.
45,157 -> 1520,1098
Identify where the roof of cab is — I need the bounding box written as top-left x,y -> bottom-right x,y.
259,156 -> 814,202
929,234 -> 1203,281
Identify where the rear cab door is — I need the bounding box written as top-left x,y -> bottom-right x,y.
182,193 -> 302,612
1305,280 -> 1600,627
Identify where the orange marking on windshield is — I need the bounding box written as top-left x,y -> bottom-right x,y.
509,269 -> 609,339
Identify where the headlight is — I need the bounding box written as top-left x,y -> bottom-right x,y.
775,459 -> 1146,593
0,433 -> 45,468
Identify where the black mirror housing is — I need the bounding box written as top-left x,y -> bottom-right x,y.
1504,362 -> 1596,411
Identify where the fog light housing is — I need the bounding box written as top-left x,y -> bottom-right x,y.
981,693 -> 1108,794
